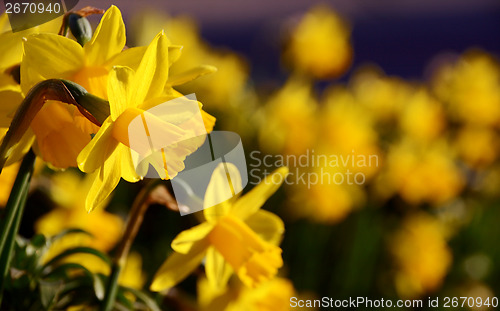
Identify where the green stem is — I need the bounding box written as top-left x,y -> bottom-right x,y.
100,180 -> 164,311
0,149 -> 36,304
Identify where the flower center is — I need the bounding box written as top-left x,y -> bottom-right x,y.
72,66 -> 109,99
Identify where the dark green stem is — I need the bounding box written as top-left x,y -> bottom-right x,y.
0,149 -> 36,304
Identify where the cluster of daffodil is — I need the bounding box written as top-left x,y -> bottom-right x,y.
1,2 -> 499,309
0,5 -> 292,311
251,5 -> 499,301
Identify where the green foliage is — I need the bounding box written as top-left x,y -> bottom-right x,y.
2,230 -> 160,311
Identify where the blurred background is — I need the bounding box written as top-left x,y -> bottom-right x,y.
3,0 -> 500,309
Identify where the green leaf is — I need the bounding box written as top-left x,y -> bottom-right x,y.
42,263 -> 92,279
68,14 -> 92,46
43,247 -> 111,269
49,228 -> 93,243
39,279 -> 63,309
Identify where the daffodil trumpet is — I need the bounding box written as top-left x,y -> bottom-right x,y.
0,79 -> 110,172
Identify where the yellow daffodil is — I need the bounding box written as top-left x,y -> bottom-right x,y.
11,6 -> 145,169
119,251 -> 146,289
198,276 -> 297,311
432,50 -> 500,127
131,12 -> 248,110
454,125 -> 499,168
35,170 -> 123,252
351,68 -> 412,123
321,86 -> 381,179
390,212 -> 452,298
289,163 -> 366,224
259,77 -> 317,156
284,5 -> 352,79
378,140 -> 464,205
0,14 -> 62,165
34,170 -> 138,281
151,164 -> 288,291
77,31 -> 215,212
399,89 -> 445,142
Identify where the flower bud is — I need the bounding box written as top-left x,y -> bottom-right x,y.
68,13 -> 92,46
61,80 -> 110,125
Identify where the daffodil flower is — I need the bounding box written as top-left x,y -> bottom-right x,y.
77,31 -> 215,212
0,14 -> 61,165
12,6 -> 142,169
150,164 -> 288,291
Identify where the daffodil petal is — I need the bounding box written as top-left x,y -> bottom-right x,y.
109,46 -> 147,71
204,163 -> 243,223
0,73 -> 20,93
77,118 -> 118,174
128,32 -> 169,105
84,5 -> 126,66
117,144 -> 140,183
166,65 -> 216,86
231,167 -> 289,220
171,222 -> 214,254
0,13 -> 10,32
108,66 -> 134,120
0,31 -> 31,70
245,210 -> 285,245
21,33 -> 84,94
0,89 -> 23,127
150,239 -> 208,292
3,129 -> 35,167
202,110 -> 216,133
205,246 -> 233,290
85,151 -> 121,212
168,45 -> 183,65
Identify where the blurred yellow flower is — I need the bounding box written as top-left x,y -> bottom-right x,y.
433,50 -> 500,127
378,140 -> 464,205
259,77 -> 317,156
454,126 -> 499,168
289,164 -> 366,224
132,12 -> 249,110
351,68 -> 412,123
151,164 -> 287,291
321,86 -> 381,179
119,251 -> 146,289
198,277 -> 296,311
35,170 -> 123,252
34,170 -> 146,289
399,89 -> 446,142
284,5 -> 352,79
390,212 -> 452,298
